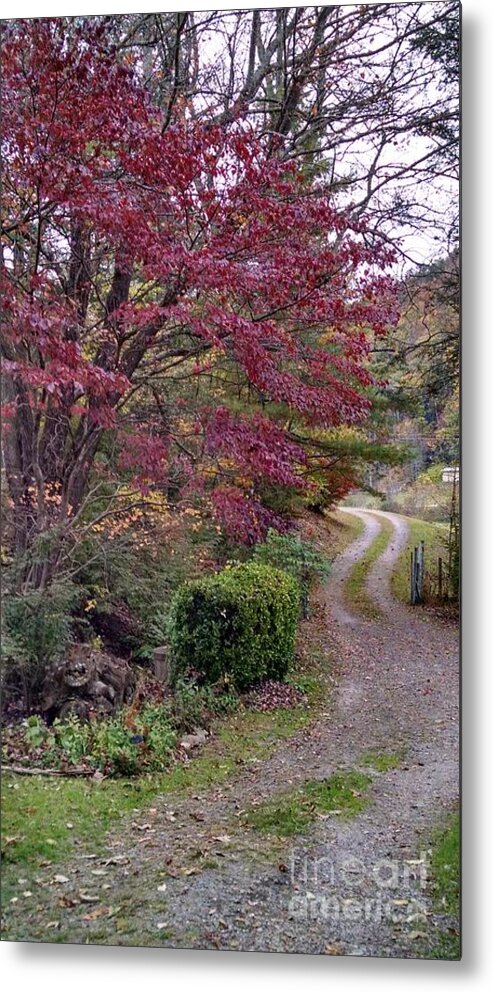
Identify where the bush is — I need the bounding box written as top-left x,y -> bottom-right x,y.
167,562 -> 299,691
1,580 -> 80,712
253,529 -> 330,618
253,529 -> 330,585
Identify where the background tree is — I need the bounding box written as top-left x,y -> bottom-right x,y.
107,3 -> 459,263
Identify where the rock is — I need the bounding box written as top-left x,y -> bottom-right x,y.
179,728 -> 208,750
40,645 -> 136,722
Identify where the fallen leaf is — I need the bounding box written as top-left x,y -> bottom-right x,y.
157,883 -> 167,893
53,874 -> 69,884
46,921 -> 60,930
78,891 -> 99,903
324,944 -> 343,955
82,906 -> 107,921
407,931 -> 427,940
213,834 -> 231,845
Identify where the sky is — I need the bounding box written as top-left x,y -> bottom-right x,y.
1,1 -> 460,273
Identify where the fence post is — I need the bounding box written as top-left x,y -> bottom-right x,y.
153,646 -> 170,685
410,544 -> 425,605
418,540 -> 425,602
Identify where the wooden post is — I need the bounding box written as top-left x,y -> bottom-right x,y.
418,540 -> 425,602
438,557 -> 443,600
153,646 -> 169,685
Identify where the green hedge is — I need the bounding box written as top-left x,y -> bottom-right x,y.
167,563 -> 299,691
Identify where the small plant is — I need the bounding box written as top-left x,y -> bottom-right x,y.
167,678 -> 239,733
2,704 -> 177,777
133,609 -> 170,664
23,715 -> 48,748
167,562 -> 299,691
52,716 -> 91,765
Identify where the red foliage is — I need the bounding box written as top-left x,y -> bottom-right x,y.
211,486 -> 291,546
1,20 -> 399,551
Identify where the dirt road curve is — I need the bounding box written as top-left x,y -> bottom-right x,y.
4,510 -> 460,956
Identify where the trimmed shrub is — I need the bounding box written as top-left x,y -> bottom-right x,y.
167,563 -> 299,691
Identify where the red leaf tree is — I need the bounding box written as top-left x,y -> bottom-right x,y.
1,20 -> 398,588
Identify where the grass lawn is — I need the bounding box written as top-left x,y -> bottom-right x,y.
422,811 -> 460,960
391,516 -> 449,604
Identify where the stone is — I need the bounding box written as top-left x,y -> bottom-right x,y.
40,644 -> 136,722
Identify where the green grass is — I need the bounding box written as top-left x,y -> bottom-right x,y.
345,514 -> 394,618
415,812 -> 460,960
430,813 -> 460,918
1,775 -> 160,867
391,516 -> 448,604
359,751 -> 403,773
244,770 -> 372,837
